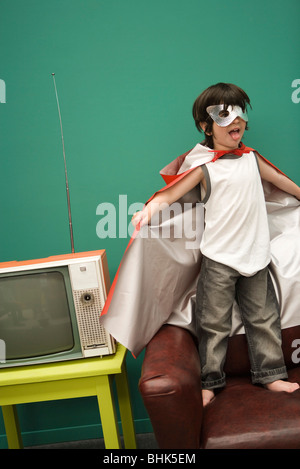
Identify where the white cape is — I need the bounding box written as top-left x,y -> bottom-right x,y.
100,144 -> 300,357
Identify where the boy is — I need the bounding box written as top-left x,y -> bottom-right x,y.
132,83 -> 300,406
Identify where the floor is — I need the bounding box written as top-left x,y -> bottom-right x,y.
27,432 -> 158,449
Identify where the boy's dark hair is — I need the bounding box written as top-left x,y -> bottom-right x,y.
192,83 -> 251,148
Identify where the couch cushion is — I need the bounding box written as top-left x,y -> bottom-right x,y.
201,368 -> 300,449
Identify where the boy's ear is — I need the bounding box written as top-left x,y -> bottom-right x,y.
200,122 -> 212,135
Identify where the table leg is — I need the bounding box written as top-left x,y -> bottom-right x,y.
96,375 -> 122,449
115,362 -> 137,449
2,405 -> 23,449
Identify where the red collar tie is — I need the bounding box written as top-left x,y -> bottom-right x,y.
209,142 -> 254,162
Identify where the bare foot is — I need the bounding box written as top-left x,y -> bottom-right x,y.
202,389 -> 215,407
265,380 -> 300,393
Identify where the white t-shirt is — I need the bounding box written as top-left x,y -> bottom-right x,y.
200,152 -> 271,276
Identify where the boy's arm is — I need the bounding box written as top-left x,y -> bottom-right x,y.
132,166 -> 204,227
257,155 -> 300,200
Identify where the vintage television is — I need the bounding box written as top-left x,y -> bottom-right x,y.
0,250 -> 116,368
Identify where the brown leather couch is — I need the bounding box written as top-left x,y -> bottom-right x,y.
139,324 -> 300,449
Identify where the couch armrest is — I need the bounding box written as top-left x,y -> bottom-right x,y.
139,325 -> 203,449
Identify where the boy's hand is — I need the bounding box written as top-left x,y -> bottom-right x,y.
131,207 -> 149,228
131,166 -> 204,230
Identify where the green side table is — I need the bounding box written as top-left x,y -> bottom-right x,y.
0,343 -> 136,449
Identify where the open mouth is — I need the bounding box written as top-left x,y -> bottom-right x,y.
229,128 -> 240,140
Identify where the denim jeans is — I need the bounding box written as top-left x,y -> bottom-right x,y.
195,256 -> 288,390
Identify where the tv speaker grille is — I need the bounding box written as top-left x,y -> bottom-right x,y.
73,288 -> 108,348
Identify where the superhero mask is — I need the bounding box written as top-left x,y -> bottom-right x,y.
206,104 -> 248,127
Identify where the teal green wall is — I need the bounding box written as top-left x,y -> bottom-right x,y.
0,0 -> 299,447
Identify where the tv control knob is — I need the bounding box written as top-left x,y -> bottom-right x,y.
81,292 -> 95,305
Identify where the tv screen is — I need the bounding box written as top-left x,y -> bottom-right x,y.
0,269 -> 75,360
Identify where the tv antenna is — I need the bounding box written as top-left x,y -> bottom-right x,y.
51,73 -> 75,253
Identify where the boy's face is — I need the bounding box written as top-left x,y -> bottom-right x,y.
211,116 -> 247,151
